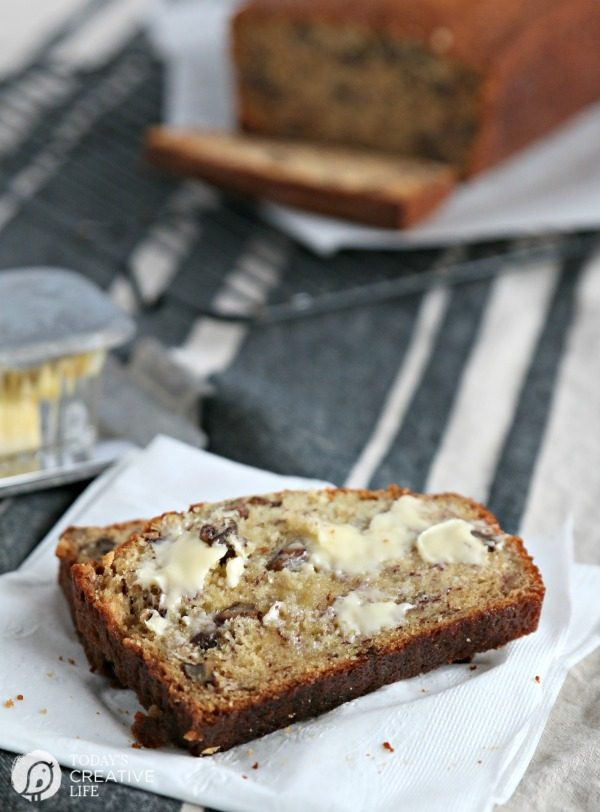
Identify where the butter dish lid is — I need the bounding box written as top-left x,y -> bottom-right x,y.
0,268 -> 135,369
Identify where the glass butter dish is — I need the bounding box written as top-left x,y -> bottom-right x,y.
0,268 -> 135,491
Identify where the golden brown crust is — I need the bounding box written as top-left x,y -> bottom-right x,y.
69,487 -> 544,755
467,1 -> 600,172
144,128 -> 456,228
234,0 -> 600,174
56,519 -> 147,567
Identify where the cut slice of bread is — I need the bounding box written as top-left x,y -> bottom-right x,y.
144,128 -> 456,228
70,487 -> 544,755
56,520 -> 146,671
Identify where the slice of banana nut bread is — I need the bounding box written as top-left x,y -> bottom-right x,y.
71,487 -> 544,755
57,520 -> 146,671
57,520 -> 146,617
144,128 -> 456,228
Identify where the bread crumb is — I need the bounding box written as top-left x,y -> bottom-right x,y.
252,762 -> 259,770
16,694 -> 24,701
68,658 -> 76,666
201,746 -> 221,755
132,742 -> 142,749
39,708 -> 48,715
242,775 -> 247,780
46,672 -> 53,678
246,748 -> 254,756
3,699 -> 14,709
469,665 -> 477,671
477,759 -> 482,764
58,656 -> 64,662
534,675 -> 541,684
382,741 -> 394,753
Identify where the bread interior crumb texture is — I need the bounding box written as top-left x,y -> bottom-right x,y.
90,490 -> 536,714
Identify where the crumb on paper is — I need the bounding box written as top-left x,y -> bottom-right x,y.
382,741 -> 394,753
3,699 -> 14,709
39,708 -> 48,715
477,759 -> 482,764
68,658 -> 76,666
469,665 -> 477,671
46,672 -> 53,678
247,748 -> 254,756
16,694 -> 24,701
242,775 -> 247,780
201,746 -> 221,755
132,743 -> 142,749
252,762 -> 259,770
534,675 -> 541,684
58,656 -> 64,662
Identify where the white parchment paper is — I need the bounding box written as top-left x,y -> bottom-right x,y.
0,435 -> 598,811
147,0 -> 600,255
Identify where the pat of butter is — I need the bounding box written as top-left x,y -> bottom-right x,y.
137,532 -> 225,612
334,591 -> 413,636
143,609 -> 169,636
0,352 -> 105,459
0,402 -> 41,455
262,601 -> 285,626
379,494 -> 434,531
225,555 -> 245,588
417,519 -> 487,565
306,495 -> 431,574
309,522 -> 378,574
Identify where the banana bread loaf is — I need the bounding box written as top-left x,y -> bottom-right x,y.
145,128 -> 456,228
233,0 -> 600,174
70,487 -> 544,755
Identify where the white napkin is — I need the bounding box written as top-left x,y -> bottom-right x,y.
147,0 -> 600,255
0,435 -> 598,812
